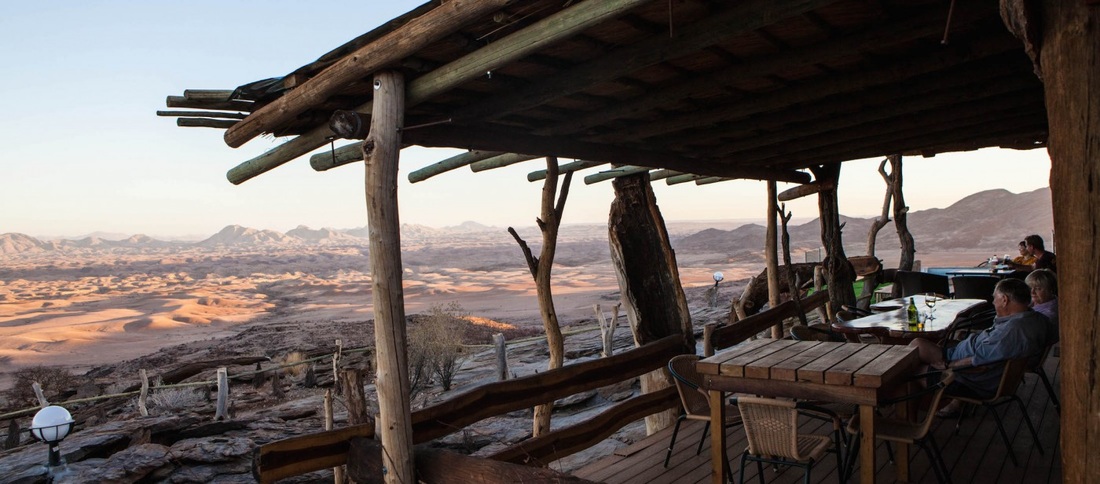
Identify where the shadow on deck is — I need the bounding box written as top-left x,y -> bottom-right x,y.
575,349 -> 1061,483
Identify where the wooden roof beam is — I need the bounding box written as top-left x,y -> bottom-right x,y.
527,160 -> 604,182
539,3 -> 993,136
455,0 -> 840,124
400,124 -> 811,184
224,0 -> 654,184
223,0 -> 514,148
584,166 -> 650,185
407,150 -> 504,183
469,153 -> 540,172
166,95 -> 253,112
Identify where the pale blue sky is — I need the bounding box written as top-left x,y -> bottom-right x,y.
0,1 -> 1052,239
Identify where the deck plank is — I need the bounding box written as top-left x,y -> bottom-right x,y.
571,347 -> 1062,484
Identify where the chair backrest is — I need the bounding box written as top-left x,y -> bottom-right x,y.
951,276 -> 999,302
736,396 -> 805,460
916,371 -> 956,438
895,270 -> 950,298
989,357 -> 1032,400
790,325 -> 844,342
668,354 -> 709,418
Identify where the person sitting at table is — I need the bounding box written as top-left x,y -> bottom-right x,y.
908,278 -> 1049,414
1011,240 -> 1036,267
1025,234 -> 1056,272
1025,268 -> 1059,344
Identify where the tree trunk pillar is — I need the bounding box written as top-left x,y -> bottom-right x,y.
363,70 -> 413,484
1031,1 -> 1099,480
608,173 -> 692,434
812,163 -> 856,313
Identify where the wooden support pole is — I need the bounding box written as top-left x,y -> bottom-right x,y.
166,95 -> 252,112
341,369 -> 369,425
214,367 -> 229,421
332,339 -> 343,396
138,369 -> 150,417
408,150 -> 503,183
765,181 -> 782,339
178,118 -> 237,129
703,324 -> 716,357
223,0 -> 513,148
664,173 -> 702,185
777,180 -> 836,202
527,160 -> 604,182
310,143 -> 362,172
493,333 -> 508,381
469,153 -> 539,172
696,177 -> 730,185
364,70 -> 414,484
649,169 -> 682,181
585,166 -> 650,184
156,110 -> 247,119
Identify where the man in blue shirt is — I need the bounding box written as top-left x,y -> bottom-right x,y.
910,278 -> 1049,399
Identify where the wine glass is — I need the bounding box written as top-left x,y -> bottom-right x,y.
924,293 -> 938,321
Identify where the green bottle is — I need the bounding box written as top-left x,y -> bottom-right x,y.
906,297 -> 919,329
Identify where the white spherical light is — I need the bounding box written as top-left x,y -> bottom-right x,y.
31,406 -> 73,443
713,272 -> 724,282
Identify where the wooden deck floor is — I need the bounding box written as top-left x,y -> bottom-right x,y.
574,350 -> 1061,484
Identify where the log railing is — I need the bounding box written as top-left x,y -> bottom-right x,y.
253,334 -> 685,482
704,291 -> 829,356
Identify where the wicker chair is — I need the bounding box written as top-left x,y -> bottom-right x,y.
844,371 -> 956,484
950,275 -> 1000,302
733,396 -> 847,484
665,354 -> 741,480
947,357 -> 1044,466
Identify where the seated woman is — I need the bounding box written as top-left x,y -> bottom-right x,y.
1026,268 -> 1059,345
1010,240 -> 1036,267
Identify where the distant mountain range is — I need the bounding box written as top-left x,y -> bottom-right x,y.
1,188 -> 1052,256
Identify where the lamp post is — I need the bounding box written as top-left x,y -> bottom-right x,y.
30,405 -> 73,471
713,271 -> 724,288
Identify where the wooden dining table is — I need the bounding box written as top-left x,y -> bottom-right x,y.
697,340 -> 920,484
832,295 -> 990,343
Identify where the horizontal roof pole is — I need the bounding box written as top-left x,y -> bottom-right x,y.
695,177 -> 729,185
469,153 -> 539,172
407,150 -> 503,183
157,110 -> 247,120
527,160 -> 604,182
664,173 -> 703,185
178,118 -> 237,129
584,166 -> 650,185
311,143 -> 362,172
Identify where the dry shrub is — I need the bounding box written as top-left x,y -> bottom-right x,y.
409,302 -> 469,392
5,366 -> 75,407
148,387 -> 204,411
279,351 -> 308,377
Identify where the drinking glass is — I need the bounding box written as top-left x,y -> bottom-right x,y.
924,293 -> 937,321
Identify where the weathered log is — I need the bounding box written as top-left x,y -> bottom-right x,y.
364,71 -> 413,484
251,423 -> 374,484
608,173 -> 691,434
183,89 -> 233,101
224,0 -> 513,148
347,438 -> 598,484
695,176 -> 729,185
410,335 -> 681,443
309,142 -> 362,172
138,369 -> 149,417
584,166 -> 650,184
165,95 -> 252,112
736,263 -> 818,318
488,386 -> 679,465
811,164 -> 857,312
341,369 -> 368,425
329,109 -> 369,140
469,152 -> 539,172
214,368 -> 229,421
778,203 -> 808,326
887,155 -> 916,275
777,180 -> 835,202
4,419 -> 18,450
177,118 -> 237,129
156,110 -> 247,119
492,333 -> 508,381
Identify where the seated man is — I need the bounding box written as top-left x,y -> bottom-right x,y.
909,278 -> 1049,403
1025,234 -> 1056,272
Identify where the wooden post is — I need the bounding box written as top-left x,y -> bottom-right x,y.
595,303 -> 620,358
887,155 -> 916,273
138,369 -> 150,417
271,371 -> 285,400
1029,2 -> 1099,481
332,339 -> 343,396
814,266 -> 830,322
214,367 -> 229,421
493,333 -> 509,381
324,389 -> 344,484
765,180 -> 782,338
363,70 -> 413,484
811,163 -> 857,313
31,383 -> 47,408
341,369 -> 369,426
703,324 -> 716,357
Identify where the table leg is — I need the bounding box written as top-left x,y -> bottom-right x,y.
895,389 -> 913,482
860,404 -> 876,483
710,389 -> 727,484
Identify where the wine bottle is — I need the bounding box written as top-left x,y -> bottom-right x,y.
907,297 -> 919,329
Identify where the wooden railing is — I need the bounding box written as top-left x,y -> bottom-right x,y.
704,291 -> 829,355
253,334 -> 686,482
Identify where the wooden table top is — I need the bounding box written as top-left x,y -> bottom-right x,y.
832,295 -> 989,339
697,340 -> 918,391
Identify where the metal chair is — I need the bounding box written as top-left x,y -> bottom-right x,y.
734,396 -> 848,484
1029,343 -> 1060,414
947,358 -> 1044,466
895,270 -> 950,298
789,324 -> 845,342
665,354 -> 741,481
844,371 -> 956,484
950,275 -> 999,302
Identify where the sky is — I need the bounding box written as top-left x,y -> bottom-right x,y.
0,1 -> 1052,239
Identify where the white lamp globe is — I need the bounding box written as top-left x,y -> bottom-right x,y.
713,272 -> 724,282
31,406 -> 73,443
